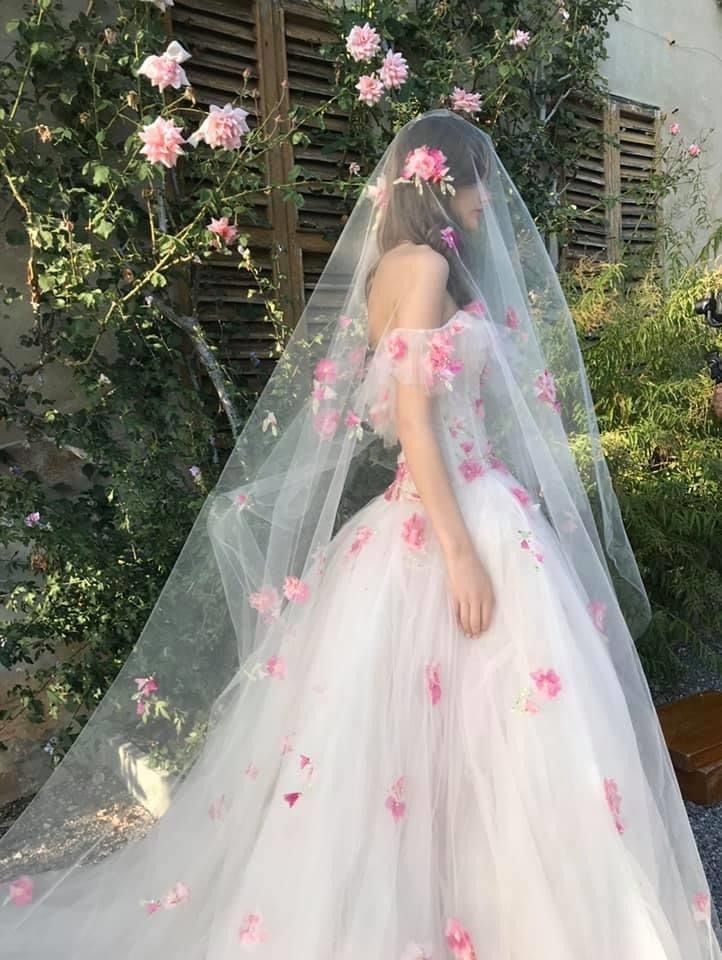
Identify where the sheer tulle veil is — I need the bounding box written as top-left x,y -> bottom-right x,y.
1,108 -> 720,951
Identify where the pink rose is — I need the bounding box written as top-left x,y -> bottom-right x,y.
509,29 -> 531,49
207,216 -> 238,245
450,87 -> 482,114
188,103 -> 249,150
137,41 -> 191,93
379,49 -> 408,89
401,145 -> 450,183
530,668 -> 562,699
688,143 -> 701,158
345,22 -> 381,61
356,74 -> 384,106
139,116 -> 186,168
669,122 -> 680,136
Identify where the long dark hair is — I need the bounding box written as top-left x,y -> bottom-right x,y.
373,112 -> 492,306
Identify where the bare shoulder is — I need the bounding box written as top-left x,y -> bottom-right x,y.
378,243 -> 449,282
368,244 -> 451,343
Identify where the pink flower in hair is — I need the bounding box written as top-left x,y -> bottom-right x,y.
7,875 -> 33,906
138,116 -> 186,168
401,145 -> 450,184
345,22 -> 381,61
283,576 -> 309,603
379,49 -> 408,89
425,662 -> 441,706
314,407 -> 341,439
387,333 -> 408,361
238,911 -> 267,946
188,103 -> 249,150
440,226 -> 458,251
534,369 -> 561,413
314,357 -> 337,383
207,216 -> 238,246
445,918 -> 477,959
137,40 -> 191,92
356,74 -> 384,106
401,512 -> 426,551
450,87 -> 482,114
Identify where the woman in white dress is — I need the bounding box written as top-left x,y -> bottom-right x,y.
0,109 -> 720,960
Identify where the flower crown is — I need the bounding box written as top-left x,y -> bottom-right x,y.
393,145 -> 456,195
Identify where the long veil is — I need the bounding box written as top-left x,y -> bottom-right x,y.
1,108 -> 719,956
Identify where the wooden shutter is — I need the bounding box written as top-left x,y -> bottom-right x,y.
170,0 -> 349,393
560,95 -> 660,269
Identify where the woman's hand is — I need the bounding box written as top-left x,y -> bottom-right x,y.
444,543 -> 496,638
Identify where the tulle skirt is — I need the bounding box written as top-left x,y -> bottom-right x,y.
1,471 -> 720,959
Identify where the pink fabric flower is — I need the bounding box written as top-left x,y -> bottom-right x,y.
338,313 -> 354,329
238,911 -> 267,946
207,216 -> 238,245
283,576 -> 309,603
356,73 -> 384,105
384,457 -> 421,503
245,762 -> 259,779
530,668 -> 562,699
280,734 -> 294,755
367,175 -> 389,209
505,305 -> 521,330
588,600 -> 608,632
144,898 -> 162,915
249,585 -> 280,620
8,875 -> 33,906
459,457 -> 485,483
464,298 -> 486,317
137,41 -> 191,92
379,49 -> 409,89
401,145 -> 450,184
669,122 -> 680,136
534,369 -> 561,413
188,103 -> 249,149
265,655 -> 287,679
348,524 -> 374,557
688,143 -> 701,158
139,116 -> 186,168
693,892 -> 711,922
460,440 -> 474,455
236,493 -> 249,509
424,329 -> 464,388
136,699 -> 147,717
604,778 -> 625,834
163,881 -> 191,908
385,776 -> 406,822
445,918 -> 477,960
134,676 -> 159,697
509,29 -> 531,49
510,486 -> 530,508
208,794 -> 226,819
345,410 -> 362,429
314,357 -> 337,383
440,226 -> 458,251
345,22 -> 381,61
425,662 -> 441,706
401,512 -> 426,551
387,333 -> 408,361
450,87 -> 482,114
314,407 -> 341,439
284,791 -> 302,807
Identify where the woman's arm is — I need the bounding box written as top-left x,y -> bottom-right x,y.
389,248 -> 495,637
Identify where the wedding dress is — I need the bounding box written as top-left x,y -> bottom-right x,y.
1,109 -> 720,960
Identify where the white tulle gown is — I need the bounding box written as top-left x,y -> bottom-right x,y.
2,307 -> 720,960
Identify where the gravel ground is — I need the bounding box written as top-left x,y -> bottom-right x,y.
649,633 -> 722,915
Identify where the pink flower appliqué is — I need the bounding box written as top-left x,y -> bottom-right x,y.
425,662 -> 441,706
347,524 -> 374,558
402,512 -> 426,551
284,791 -> 302,807
588,600 -> 608,633
604,778 -> 625,835
445,917 -> 477,960
137,41 -> 191,93
245,762 -> 260,779
188,103 -> 249,150
139,116 -> 186,168
313,407 -> 341,440
238,911 -> 267,947
423,329 -> 464,389
692,892 -> 711,922
534,369 -> 561,413
345,22 -> 382,61
530,668 -> 562,700
450,87 -> 482,114
249,585 -> 280,622
134,676 -> 159,697
384,456 -> 421,503
510,486 -> 531,508
387,333 -> 408,362
519,530 -> 544,567
208,794 -> 227,819
459,457 -> 485,483
265,655 -> 287,679
505,306 -> 521,330
283,576 -> 309,603
385,776 -> 406,822
6,875 -> 33,906
314,357 -> 337,384
143,898 -> 163,915
163,881 -> 191,909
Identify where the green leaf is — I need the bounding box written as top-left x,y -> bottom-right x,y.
91,165 -> 111,186
5,20 -> 19,33
93,219 -> 115,239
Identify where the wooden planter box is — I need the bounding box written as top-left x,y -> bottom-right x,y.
656,690 -> 722,806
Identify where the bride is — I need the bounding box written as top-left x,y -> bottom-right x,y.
1,109 -> 720,960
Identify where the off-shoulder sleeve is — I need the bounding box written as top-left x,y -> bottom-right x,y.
359,313 -> 471,446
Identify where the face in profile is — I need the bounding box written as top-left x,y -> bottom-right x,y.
449,182 -> 489,233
